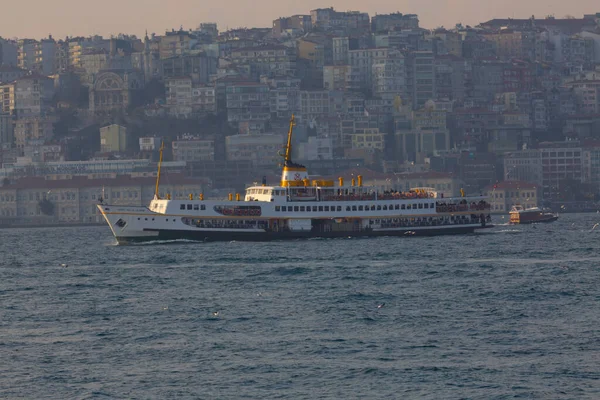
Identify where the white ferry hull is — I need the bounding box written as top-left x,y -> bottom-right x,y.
98,204 -> 492,244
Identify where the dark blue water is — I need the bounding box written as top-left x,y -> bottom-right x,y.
2,214 -> 600,399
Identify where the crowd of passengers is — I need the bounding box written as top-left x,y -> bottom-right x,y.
376,214 -> 492,228
322,189 -> 434,201
436,199 -> 490,212
183,218 -> 269,230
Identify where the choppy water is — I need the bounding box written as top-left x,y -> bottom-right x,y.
2,214 -> 600,399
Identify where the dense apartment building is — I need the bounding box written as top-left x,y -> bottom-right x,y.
225,82 -> 271,126
230,45 -> 296,78
225,133 -> 285,168
371,13 -> 419,33
272,15 -> 312,38
172,136 -> 215,162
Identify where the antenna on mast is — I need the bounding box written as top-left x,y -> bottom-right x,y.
283,114 -> 295,165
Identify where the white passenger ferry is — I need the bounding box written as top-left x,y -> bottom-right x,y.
98,116 -> 493,243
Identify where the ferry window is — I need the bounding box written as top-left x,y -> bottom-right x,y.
358,206 -> 364,211
401,204 -> 406,210
180,204 -> 185,210
300,206 -> 305,212
346,206 -> 351,211
352,206 -> 357,211
263,189 -> 268,194
294,206 -> 299,212
313,206 -> 318,211
275,206 -> 280,211
424,203 -> 429,209
194,205 -> 199,210
418,203 -> 423,209
371,205 -> 375,211
395,205 -> 400,210
319,206 -> 324,212
337,206 -> 342,211
306,207 -> 311,213
281,206 -> 286,211
383,205 -> 388,210
413,204 -> 417,209
187,204 -> 193,210
406,204 -> 411,210
377,205 -> 382,210
201,205 -> 206,210
325,206 -> 330,212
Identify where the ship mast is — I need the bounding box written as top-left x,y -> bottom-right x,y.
154,141 -> 165,199
284,114 -> 295,165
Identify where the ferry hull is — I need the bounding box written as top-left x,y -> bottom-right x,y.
113,225 -> 492,244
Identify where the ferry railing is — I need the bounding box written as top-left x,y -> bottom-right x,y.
435,203 -> 491,213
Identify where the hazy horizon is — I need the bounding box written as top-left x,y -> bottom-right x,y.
1,0 -> 598,39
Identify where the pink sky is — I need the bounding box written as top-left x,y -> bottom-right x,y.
2,0 -> 598,39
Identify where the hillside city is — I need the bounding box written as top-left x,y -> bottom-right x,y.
1,8 -> 600,226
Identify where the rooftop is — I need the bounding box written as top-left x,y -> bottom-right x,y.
485,180 -> 537,190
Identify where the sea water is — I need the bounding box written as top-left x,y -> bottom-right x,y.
1,214 -> 600,399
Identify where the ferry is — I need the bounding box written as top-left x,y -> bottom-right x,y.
98,116 -> 493,244
509,205 -> 558,224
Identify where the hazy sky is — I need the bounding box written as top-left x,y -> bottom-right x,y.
2,0 -> 598,39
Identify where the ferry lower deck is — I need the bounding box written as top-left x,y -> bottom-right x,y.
111,215 -> 493,244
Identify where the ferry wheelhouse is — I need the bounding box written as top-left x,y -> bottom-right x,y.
98,116 -> 493,244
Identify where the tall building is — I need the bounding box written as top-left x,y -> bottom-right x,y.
372,50 -> 406,100
18,37 -> 57,75
0,113 -> 13,146
406,51 -> 435,109
226,82 -> 271,126
0,38 -> 18,66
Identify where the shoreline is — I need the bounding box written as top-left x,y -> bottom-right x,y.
0,222 -> 105,230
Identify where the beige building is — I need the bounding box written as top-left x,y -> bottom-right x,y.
351,129 -> 385,150
100,124 -> 127,153
484,181 -> 538,213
